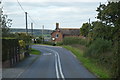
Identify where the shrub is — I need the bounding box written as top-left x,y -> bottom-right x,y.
56,41 -> 63,46
36,36 -> 43,44
84,38 -> 114,74
19,40 -> 25,48
36,39 -> 42,43
63,37 -> 87,45
79,38 -> 87,45
84,38 -> 112,58
43,41 -> 53,45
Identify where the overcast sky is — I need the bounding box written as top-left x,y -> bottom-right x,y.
1,0 -> 108,30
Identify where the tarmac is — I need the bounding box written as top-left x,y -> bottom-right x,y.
2,54 -> 40,78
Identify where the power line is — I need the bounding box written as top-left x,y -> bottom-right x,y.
17,0 -> 25,13
16,0 -> 39,27
28,14 -> 38,26
0,0 -> 2,3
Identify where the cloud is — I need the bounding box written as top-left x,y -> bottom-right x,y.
2,1 -> 106,29
4,0 -> 107,2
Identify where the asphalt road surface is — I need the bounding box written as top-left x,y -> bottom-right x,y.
18,45 -> 96,79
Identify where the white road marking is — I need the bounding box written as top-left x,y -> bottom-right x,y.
57,52 -> 65,80
36,45 -> 63,48
42,47 -> 65,80
43,53 -> 52,56
51,50 -> 65,80
55,53 -> 60,78
15,71 -> 24,79
15,46 -> 65,79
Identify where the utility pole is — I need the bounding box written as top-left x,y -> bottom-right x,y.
42,25 -> 44,43
0,2 -> 3,39
31,23 -> 33,36
0,3 -> 2,79
0,8 -> 2,27
100,2 -> 102,21
89,18 -> 90,25
0,2 -> 2,28
25,12 -> 28,35
88,18 -> 91,33
89,18 -> 91,28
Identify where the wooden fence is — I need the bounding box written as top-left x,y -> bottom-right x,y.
2,39 -> 20,68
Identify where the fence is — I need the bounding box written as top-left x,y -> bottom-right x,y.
2,39 -> 20,68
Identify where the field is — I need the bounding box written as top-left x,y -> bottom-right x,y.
10,28 -> 53,37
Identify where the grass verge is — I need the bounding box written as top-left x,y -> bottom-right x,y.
30,48 -> 41,55
32,43 -> 52,46
63,45 -> 110,78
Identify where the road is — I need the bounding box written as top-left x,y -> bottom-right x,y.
18,45 -> 96,79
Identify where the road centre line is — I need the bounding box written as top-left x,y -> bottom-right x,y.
55,53 -> 60,78
41,47 -> 65,80
56,52 -> 65,80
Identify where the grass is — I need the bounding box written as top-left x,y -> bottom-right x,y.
63,45 -> 110,78
30,48 -> 41,55
32,43 -> 52,46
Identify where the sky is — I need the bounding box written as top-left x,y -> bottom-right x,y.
1,0 -> 108,30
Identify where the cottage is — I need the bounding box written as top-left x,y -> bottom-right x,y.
51,23 -> 80,42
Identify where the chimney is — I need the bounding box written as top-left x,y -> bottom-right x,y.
56,23 -> 59,30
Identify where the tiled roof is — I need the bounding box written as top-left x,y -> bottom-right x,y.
59,28 -> 80,36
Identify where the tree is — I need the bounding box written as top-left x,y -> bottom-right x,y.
89,21 -> 113,40
0,4 -> 12,37
15,32 -> 32,44
35,36 -> 44,44
96,1 -> 120,78
96,2 -> 120,27
80,23 -> 91,37
2,15 -> 12,37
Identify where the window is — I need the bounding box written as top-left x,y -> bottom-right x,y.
56,34 -> 59,38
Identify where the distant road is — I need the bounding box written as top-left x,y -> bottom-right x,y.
18,45 -> 96,79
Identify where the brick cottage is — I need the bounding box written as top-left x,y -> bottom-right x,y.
51,23 -> 81,42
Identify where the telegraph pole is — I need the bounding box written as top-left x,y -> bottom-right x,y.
0,3 -> 2,78
89,18 -> 90,25
25,12 -> 28,34
0,2 -> 2,28
100,2 -> 102,21
89,18 -> 91,28
31,23 -> 33,36
42,25 -> 44,43
0,8 -> 2,27
88,18 -> 91,33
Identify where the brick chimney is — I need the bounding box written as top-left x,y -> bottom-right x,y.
56,23 -> 59,30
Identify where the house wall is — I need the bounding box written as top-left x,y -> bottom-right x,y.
51,32 -> 84,42
51,31 -> 63,42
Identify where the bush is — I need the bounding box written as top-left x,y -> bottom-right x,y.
84,38 -> 114,76
63,37 -> 87,45
19,40 -> 25,48
84,38 -> 112,58
56,41 -> 63,46
36,39 -> 42,43
43,41 -> 53,45
36,36 -> 43,44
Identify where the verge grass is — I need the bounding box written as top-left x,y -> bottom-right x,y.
63,45 -> 110,78
30,48 -> 41,55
